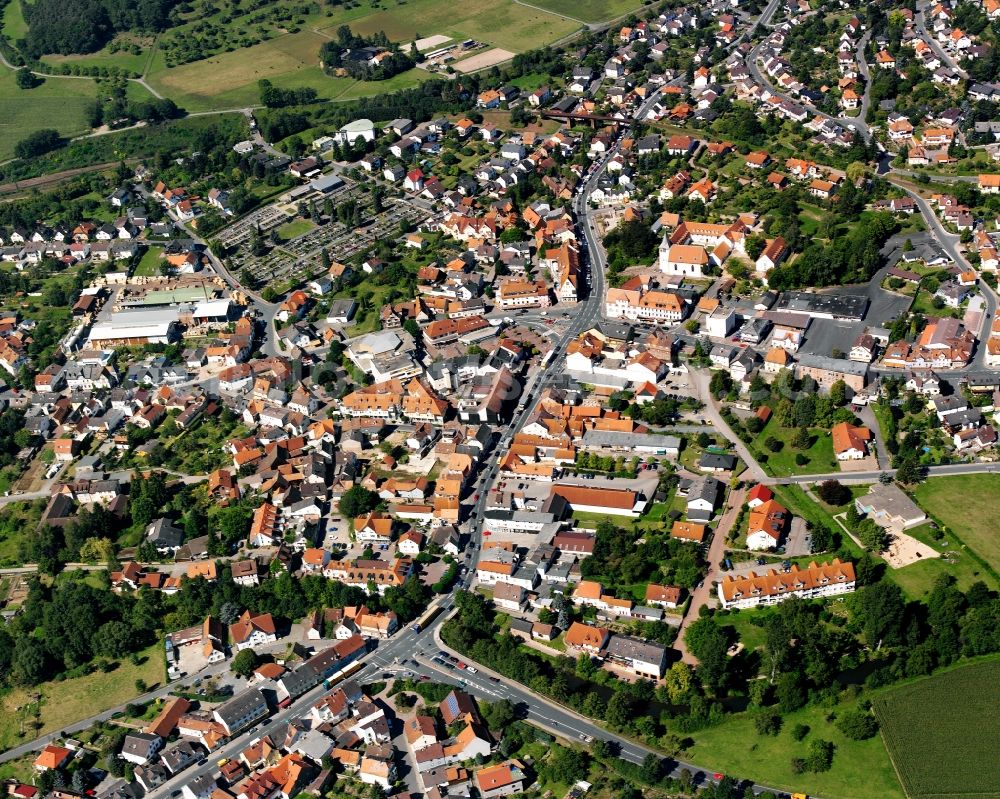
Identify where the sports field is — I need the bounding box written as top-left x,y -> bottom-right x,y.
874,659 -> 1000,799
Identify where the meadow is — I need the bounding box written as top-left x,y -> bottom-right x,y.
0,69 -> 99,160
687,696 -> 905,799
913,474 -> 1000,575
0,642 -> 165,753
5,0 -> 592,114
874,658 -> 1000,799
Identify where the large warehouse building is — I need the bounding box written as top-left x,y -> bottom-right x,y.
88,308 -> 180,347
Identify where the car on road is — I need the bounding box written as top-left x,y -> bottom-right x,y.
466,666 -> 477,674
579,734 -> 593,743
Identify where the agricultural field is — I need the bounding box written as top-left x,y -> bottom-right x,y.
48,0 -> 583,113
874,658 -> 1000,799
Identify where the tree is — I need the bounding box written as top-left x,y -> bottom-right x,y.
685,617 -> 729,689
805,738 -> 834,772
753,707 -> 782,736
746,235 -> 767,261
480,699 -> 515,732
835,708 -> 879,740
12,636 -> 48,684
15,68 -> 39,89
15,129 -> 64,159
857,519 -> 889,552
544,745 -> 590,786
830,379 -> 848,407
95,620 -> 133,658
895,459 -> 922,485
338,485 -> 379,518
231,648 -> 258,677
817,480 -> 851,506
79,537 -> 116,565
792,426 -> 811,450
851,580 -> 906,648
663,661 -> 692,703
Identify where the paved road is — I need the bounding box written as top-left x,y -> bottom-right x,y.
675,486 -> 747,665
856,404 -> 892,471
768,461 -> 1000,485
746,1 -> 872,144
690,371 -> 767,482
888,178 -> 999,364
915,1 -> 968,79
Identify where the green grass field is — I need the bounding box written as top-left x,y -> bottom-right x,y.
39,33 -> 154,75
277,218 -> 315,241
874,658 -> 1000,799
750,418 -> 837,477
524,0 -> 644,22
1,0 -> 27,40
0,69 -> 99,160
687,697 -> 904,799
136,0 -> 579,111
913,475 -> 1000,574
0,642 -> 164,752
133,246 -> 163,277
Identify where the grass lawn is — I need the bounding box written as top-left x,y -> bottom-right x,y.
874,658 -> 1000,799
717,610 -> 769,653
1,0 -> 27,40
750,418 -> 838,477
913,475 -> 1000,575
332,69 -> 434,101
687,698 -> 905,799
133,245 -> 163,277
910,287 -> 961,319
276,218 -> 315,242
0,642 -> 164,753
572,509 -> 636,532
328,0 -> 579,53
476,0 -> 641,22
0,70 -> 99,160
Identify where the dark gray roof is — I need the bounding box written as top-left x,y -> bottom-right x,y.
605,634 -> 667,665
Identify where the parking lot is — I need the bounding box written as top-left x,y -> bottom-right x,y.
799,265 -> 913,358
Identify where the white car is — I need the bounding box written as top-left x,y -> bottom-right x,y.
465,666 -> 478,674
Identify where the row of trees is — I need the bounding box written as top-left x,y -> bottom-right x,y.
0,557 -> 437,687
